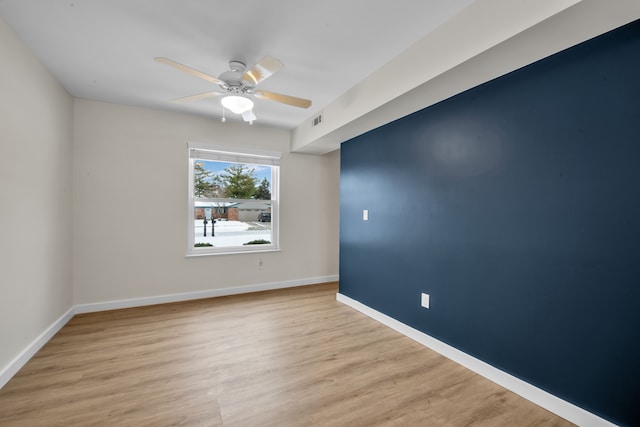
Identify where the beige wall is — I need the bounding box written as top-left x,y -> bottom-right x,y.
0,18 -> 74,373
0,16 -> 339,382
73,99 -> 339,304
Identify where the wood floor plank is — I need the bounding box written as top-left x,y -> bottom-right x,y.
0,283 -> 574,426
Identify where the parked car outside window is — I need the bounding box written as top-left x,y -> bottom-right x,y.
258,212 -> 271,222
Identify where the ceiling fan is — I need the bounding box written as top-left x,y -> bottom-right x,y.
154,55 -> 312,124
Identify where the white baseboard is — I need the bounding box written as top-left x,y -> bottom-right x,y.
0,307 -> 75,390
75,275 -> 339,314
336,293 -> 616,427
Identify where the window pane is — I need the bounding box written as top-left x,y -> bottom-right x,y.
193,201 -> 272,248
194,160 -> 271,199
191,156 -> 275,252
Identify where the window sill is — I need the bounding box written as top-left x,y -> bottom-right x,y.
185,248 -> 282,258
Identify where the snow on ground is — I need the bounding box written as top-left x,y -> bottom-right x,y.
194,220 -> 271,247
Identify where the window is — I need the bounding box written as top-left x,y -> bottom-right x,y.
187,142 -> 280,256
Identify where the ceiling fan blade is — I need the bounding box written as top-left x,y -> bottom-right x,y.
170,92 -> 222,103
254,90 -> 312,109
154,57 -> 224,85
242,56 -> 283,86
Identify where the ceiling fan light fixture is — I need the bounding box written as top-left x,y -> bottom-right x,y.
221,95 -> 254,114
242,110 -> 257,123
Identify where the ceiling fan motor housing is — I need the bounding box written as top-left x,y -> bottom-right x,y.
218,61 -> 250,91
228,61 -> 246,72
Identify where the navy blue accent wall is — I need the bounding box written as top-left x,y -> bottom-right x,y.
340,20 -> 640,426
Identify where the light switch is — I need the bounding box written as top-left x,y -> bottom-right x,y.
363,209 -> 369,221
421,293 -> 430,309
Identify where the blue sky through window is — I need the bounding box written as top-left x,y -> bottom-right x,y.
198,160 -> 271,190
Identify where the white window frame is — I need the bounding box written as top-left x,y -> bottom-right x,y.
187,142 -> 280,257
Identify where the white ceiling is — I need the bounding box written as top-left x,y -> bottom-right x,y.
2,0 -> 640,153
0,0 -> 474,129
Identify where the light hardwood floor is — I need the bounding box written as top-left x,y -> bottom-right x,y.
0,283 -> 574,426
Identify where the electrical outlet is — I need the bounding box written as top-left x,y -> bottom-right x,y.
421,293 -> 430,309
363,209 -> 369,221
